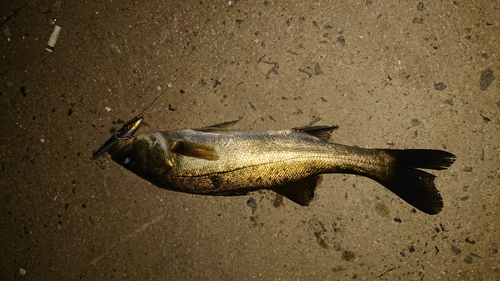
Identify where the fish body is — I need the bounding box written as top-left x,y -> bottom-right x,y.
108,121 -> 455,214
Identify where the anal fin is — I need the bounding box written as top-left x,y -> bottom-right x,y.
271,175 -> 322,206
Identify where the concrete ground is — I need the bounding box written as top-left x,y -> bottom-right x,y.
1,0 -> 499,280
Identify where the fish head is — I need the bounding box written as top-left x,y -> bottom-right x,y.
108,133 -> 172,184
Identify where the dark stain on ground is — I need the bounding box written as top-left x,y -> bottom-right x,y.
246,197 -> 257,214
374,202 -> 390,218
314,232 -> 329,249
249,216 -> 264,228
309,219 -> 328,249
341,250 -> 356,261
331,266 -> 346,272
272,193 -> 284,208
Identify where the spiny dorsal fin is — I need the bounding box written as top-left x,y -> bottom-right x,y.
170,140 -> 219,160
194,119 -> 240,133
293,125 -> 338,141
271,175 -> 323,206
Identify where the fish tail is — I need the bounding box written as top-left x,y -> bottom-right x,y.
372,149 -> 456,215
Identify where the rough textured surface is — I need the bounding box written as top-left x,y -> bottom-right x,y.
0,0 -> 498,280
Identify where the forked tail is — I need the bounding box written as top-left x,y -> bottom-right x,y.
371,149 -> 456,215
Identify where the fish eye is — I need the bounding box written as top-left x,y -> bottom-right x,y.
123,155 -> 134,167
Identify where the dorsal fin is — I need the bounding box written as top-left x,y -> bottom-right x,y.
293,125 -> 338,141
194,119 -> 240,133
271,175 -> 323,206
170,140 -> 219,160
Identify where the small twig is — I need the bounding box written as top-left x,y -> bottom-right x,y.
378,267 -> 396,278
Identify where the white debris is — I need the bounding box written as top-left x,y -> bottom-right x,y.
45,25 -> 62,53
19,268 -> 26,275
105,107 -> 111,112
167,83 -> 173,88
40,138 -> 45,143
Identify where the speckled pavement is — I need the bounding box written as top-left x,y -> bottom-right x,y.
1,1 -> 498,280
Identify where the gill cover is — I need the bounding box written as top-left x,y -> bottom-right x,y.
109,134 -> 172,183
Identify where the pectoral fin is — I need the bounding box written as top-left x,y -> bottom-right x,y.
170,140 -> 219,160
271,175 -> 322,206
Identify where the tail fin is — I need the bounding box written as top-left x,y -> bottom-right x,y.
373,149 -> 455,215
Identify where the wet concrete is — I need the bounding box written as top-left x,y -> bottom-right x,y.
1,0 -> 499,280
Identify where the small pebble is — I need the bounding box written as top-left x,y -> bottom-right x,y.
480,69 -> 495,90
465,237 -> 476,244
105,107 -> 111,112
413,17 -> 424,24
314,63 -> 323,75
417,2 -> 424,11
451,245 -> 461,254
434,82 -> 447,91
6,81 -> 14,87
308,218 -> 326,234
2,26 -> 11,38
19,268 -> 26,275
337,36 -> 345,46
463,255 -> 473,264
443,98 -> 454,106
293,108 -> 303,115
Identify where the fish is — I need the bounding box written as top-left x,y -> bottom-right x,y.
106,120 -> 456,214
91,115 -> 143,159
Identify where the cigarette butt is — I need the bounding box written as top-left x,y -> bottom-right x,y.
45,25 -> 62,53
